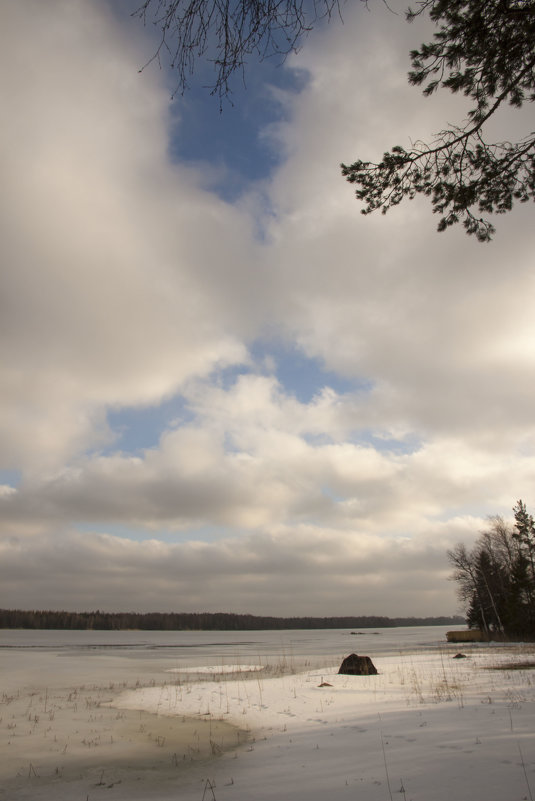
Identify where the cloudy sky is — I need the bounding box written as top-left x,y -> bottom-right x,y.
1,0 -> 534,618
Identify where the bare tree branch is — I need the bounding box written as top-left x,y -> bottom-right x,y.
133,0 -> 343,101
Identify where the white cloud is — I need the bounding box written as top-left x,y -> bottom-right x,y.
1,0 -> 534,616
0,0 -> 259,472
257,1 -> 535,458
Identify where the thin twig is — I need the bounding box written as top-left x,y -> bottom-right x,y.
380,732 -> 393,801
518,743 -> 534,801
202,778 -> 217,801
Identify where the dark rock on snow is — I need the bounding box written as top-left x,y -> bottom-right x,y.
338,653 -> 378,675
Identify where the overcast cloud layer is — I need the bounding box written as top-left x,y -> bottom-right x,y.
2,0 -> 535,617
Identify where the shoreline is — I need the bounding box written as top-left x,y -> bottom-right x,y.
3,633 -> 535,800
0,680 -> 249,800
112,644 -> 535,801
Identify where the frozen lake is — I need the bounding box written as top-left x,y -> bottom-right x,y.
0,625 -> 457,692
4,624 -> 532,801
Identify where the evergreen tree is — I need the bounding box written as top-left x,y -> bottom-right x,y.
342,0 -> 535,240
513,499 -> 535,586
449,503 -> 535,639
135,1 -> 535,239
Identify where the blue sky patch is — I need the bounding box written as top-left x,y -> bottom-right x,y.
214,341 -> 363,403
76,521 -> 232,543
169,63 -> 310,201
250,340 -> 366,403
352,430 -> 422,456
106,396 -> 195,455
0,469 -> 22,488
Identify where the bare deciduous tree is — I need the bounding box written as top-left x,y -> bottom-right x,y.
448,502 -> 535,639
133,0 -> 342,100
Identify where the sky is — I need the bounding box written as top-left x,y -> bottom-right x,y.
1,0 -> 535,618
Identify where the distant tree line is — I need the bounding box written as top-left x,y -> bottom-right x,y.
448,500 -> 535,640
0,609 -> 462,631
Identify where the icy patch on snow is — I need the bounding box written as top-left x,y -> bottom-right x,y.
166,663 -> 265,674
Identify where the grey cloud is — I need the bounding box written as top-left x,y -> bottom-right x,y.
0,525 -> 463,616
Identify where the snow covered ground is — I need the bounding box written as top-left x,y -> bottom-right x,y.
115,649 -> 535,801
2,636 -> 535,801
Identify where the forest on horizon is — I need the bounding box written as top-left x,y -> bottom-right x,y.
0,609 -> 464,631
